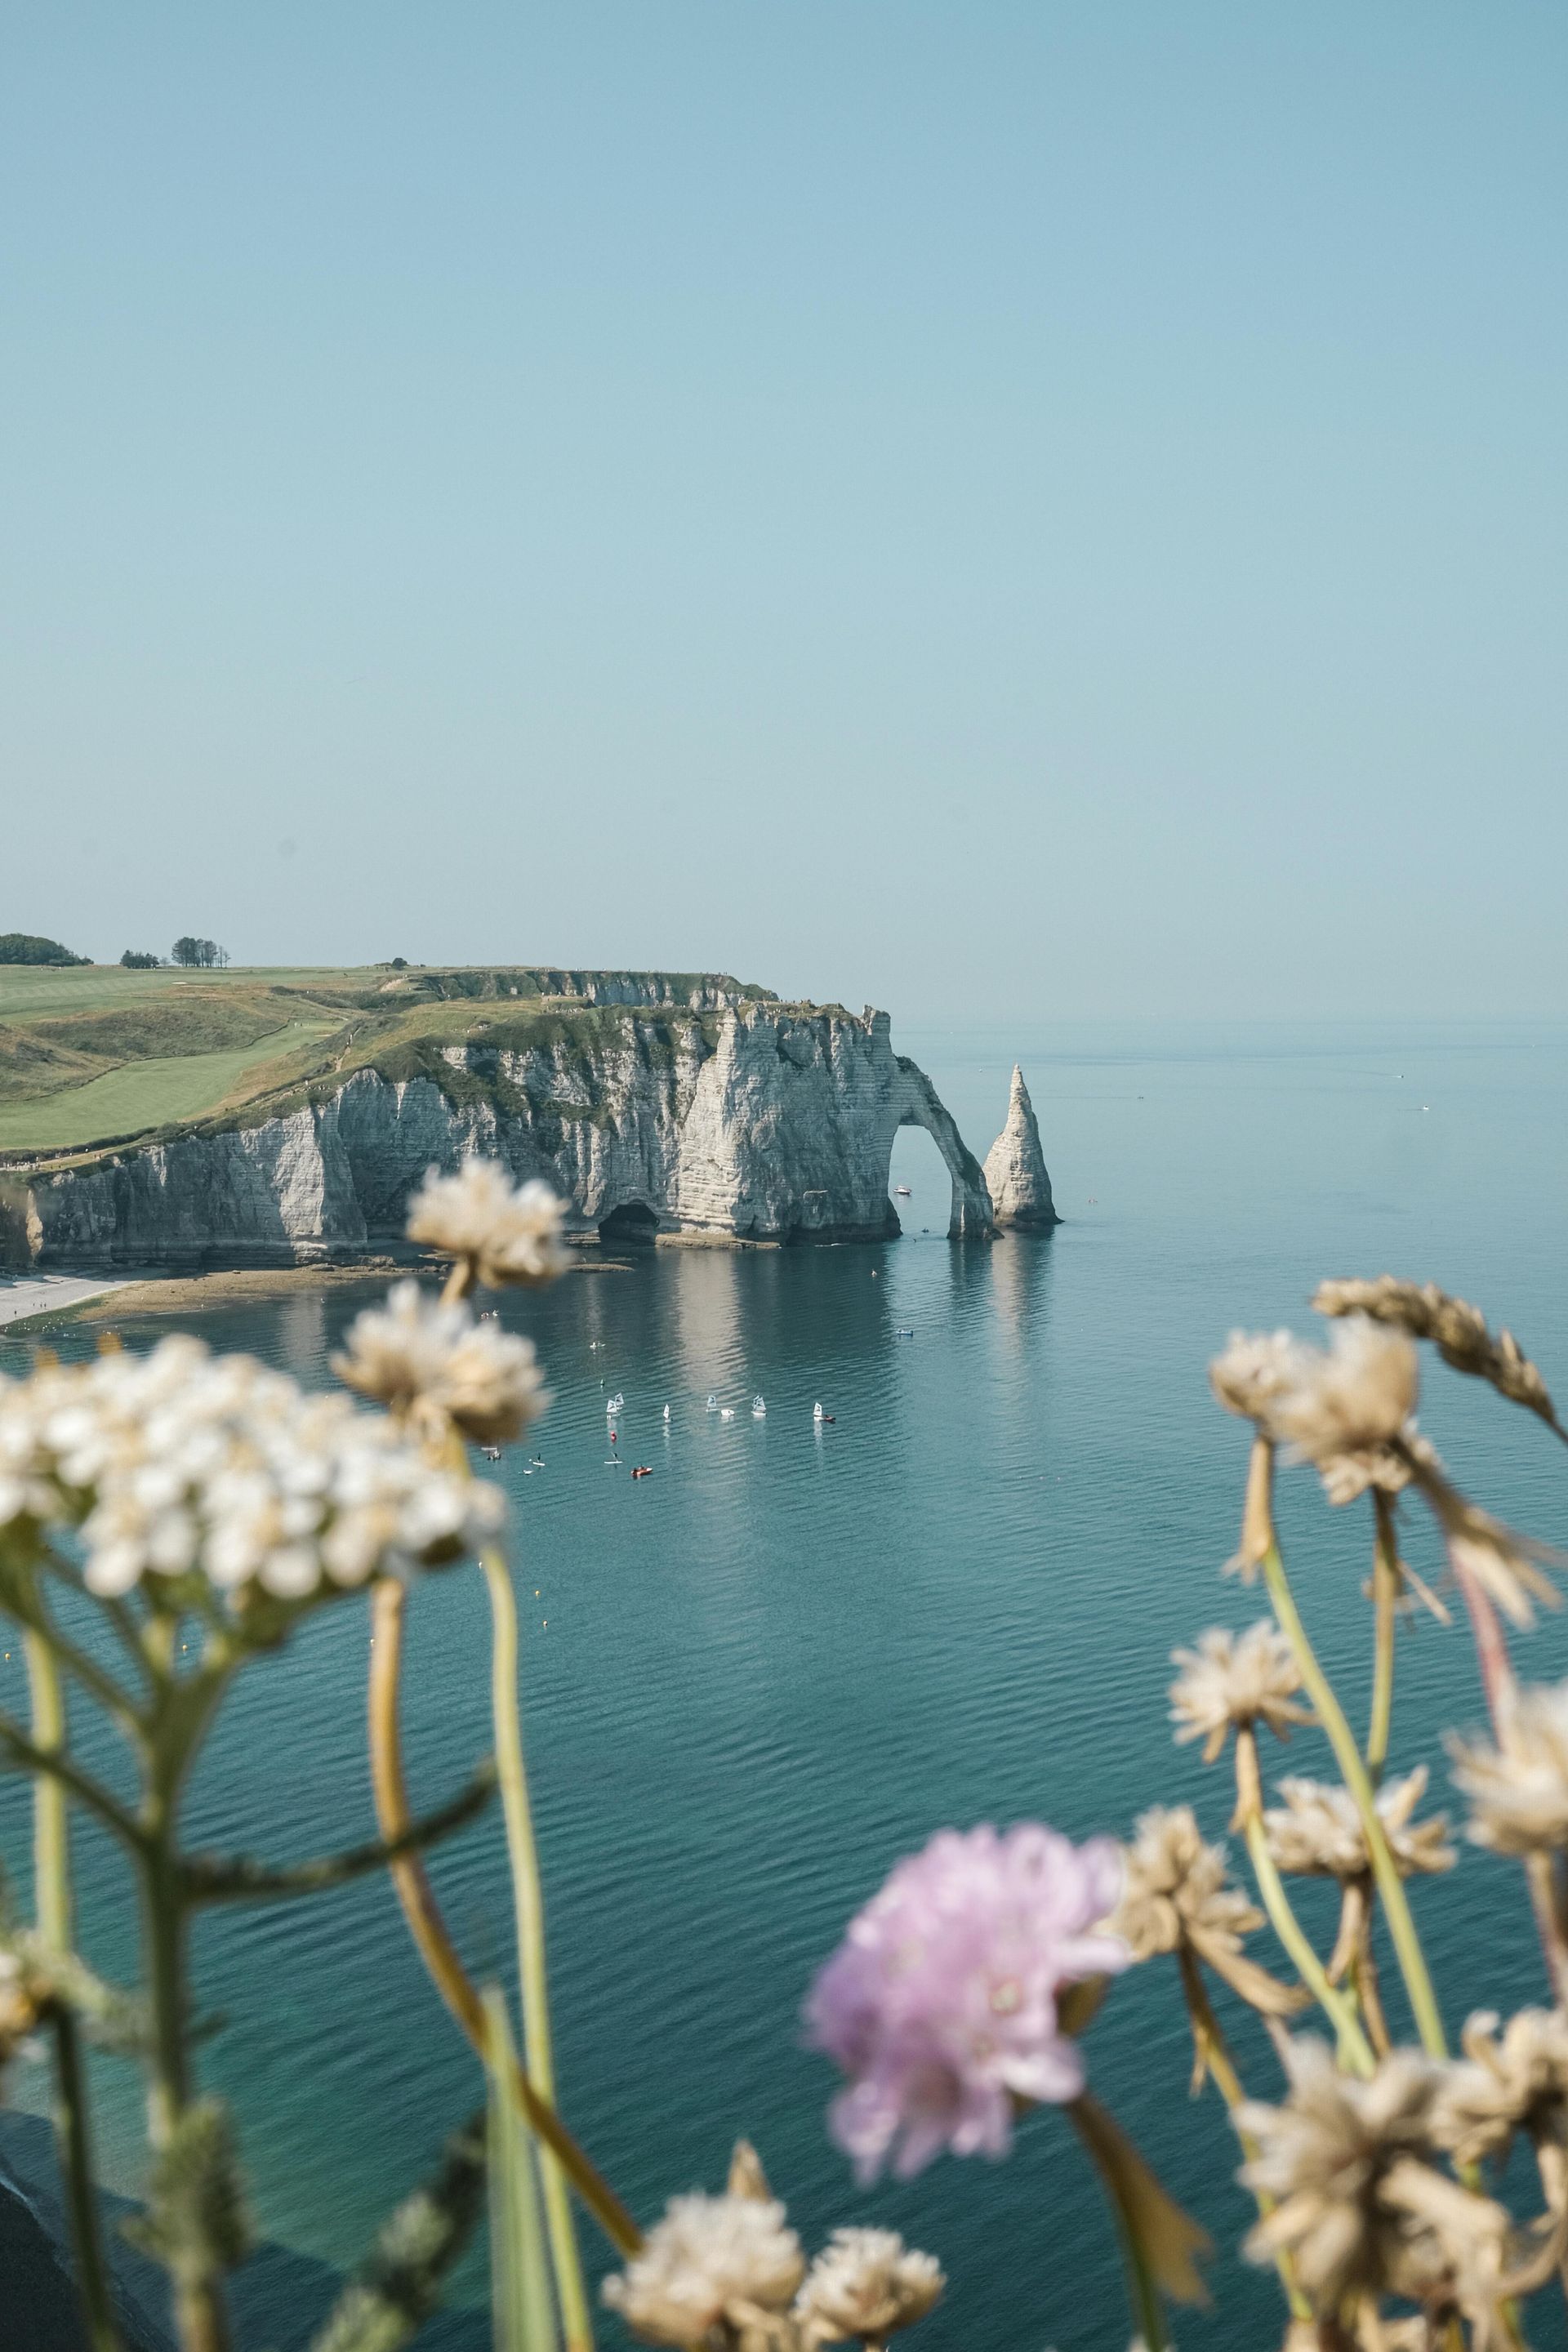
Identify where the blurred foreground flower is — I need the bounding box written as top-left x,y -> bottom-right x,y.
806,1823 -> 1127,2181
406,1160 -> 567,1289
1432,2007 -> 1568,2168
601,2189 -> 804,2347
1450,1683 -> 1568,1855
1239,2039 -> 1512,2332
0,1335 -> 503,1606
1169,1623 -> 1311,1762
1211,1318 -> 1421,1504
795,2228 -> 943,2345
1264,1767 -> 1455,1883
332,1279 -> 550,1445
1314,1276 -> 1562,1434
1113,1804 -> 1302,2017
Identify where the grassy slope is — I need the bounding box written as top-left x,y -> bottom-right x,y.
0,1022 -> 340,1150
0,964 -> 774,1161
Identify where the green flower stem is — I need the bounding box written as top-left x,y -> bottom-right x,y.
1242,1812 -> 1375,2077
132,1650 -> 241,2352
1367,1496 -> 1399,1783
482,1548 -> 592,2352
140,1843 -> 230,2352
0,1711 -> 144,1848
25,1629 -> 122,2352
1260,1540 -> 1447,2060
368,1576 -> 641,2257
1177,1950 -> 1310,2324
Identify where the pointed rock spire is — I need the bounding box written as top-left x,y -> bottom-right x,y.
982,1065 -> 1058,1229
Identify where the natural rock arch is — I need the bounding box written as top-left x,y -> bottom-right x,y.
888,1057 -> 993,1238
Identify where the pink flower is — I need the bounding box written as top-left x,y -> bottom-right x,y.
806,1823 -> 1128,2182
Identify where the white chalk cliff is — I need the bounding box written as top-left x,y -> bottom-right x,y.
11,1000 -> 997,1268
982,1065 -> 1058,1229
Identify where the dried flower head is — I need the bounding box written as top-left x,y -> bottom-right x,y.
1450,1684 -> 1568,1855
1314,1277 -> 1561,1435
332,1281 -> 550,1445
405,1160 -> 568,1289
1113,1806 -> 1258,1961
1264,1767 -> 1455,1882
805,1823 -> 1127,2182
1169,1623 -> 1312,1762
1210,1330 -> 1306,1425
1113,1805 -> 1303,2017
1240,2039 -> 1506,2319
1271,1316 -> 1419,1470
1419,1474 -> 1562,1630
1211,1321 -> 1422,1507
1432,2007 -> 1568,2168
795,2229 -> 943,2345
601,2191 -> 805,2347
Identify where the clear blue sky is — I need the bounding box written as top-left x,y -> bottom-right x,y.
3,5 -> 1563,1018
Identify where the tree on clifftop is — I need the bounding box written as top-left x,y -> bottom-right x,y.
172,936 -> 229,968
0,933 -> 88,965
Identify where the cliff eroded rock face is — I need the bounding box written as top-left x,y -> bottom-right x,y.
982,1065 -> 1058,1229
20,1005 -> 995,1267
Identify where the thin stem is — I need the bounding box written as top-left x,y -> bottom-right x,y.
483,1547 -> 593,2352
1178,1949 -> 1310,2324
136,1646 -> 240,2352
1177,1947 -> 1246,2109
181,1762 -> 497,1904
1242,1812 -> 1375,2076
140,1852 -> 230,2352
1261,1541 -> 1446,2059
25,1632 -> 121,2352
1367,1495 -> 1399,1783
367,1575 -> 640,2256
100,1597 -> 158,1690
1352,1917 -> 1392,2058
0,1713 -> 144,1849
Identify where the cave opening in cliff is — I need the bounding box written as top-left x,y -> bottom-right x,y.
887,1121 -> 954,1237
598,1200 -> 660,1246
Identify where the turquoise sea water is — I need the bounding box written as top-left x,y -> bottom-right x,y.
7,1018 -> 1568,2351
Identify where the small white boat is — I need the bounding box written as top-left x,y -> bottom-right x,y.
895,1184 -> 911,1196
719,1405 -> 735,1420
813,1401 -> 825,1422
662,1403 -> 670,1420
706,1393 -> 718,1412
751,1395 -> 766,1418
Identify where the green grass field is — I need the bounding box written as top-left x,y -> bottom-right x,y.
0,1021 -> 340,1151
0,962 -> 764,1162
0,965 -> 373,1018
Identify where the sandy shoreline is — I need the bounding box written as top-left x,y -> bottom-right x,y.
0,1252 -> 638,1336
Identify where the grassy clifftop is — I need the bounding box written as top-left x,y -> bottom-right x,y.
0,965 -> 773,1165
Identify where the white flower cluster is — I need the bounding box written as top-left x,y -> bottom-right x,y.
0,1335 -> 503,1605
